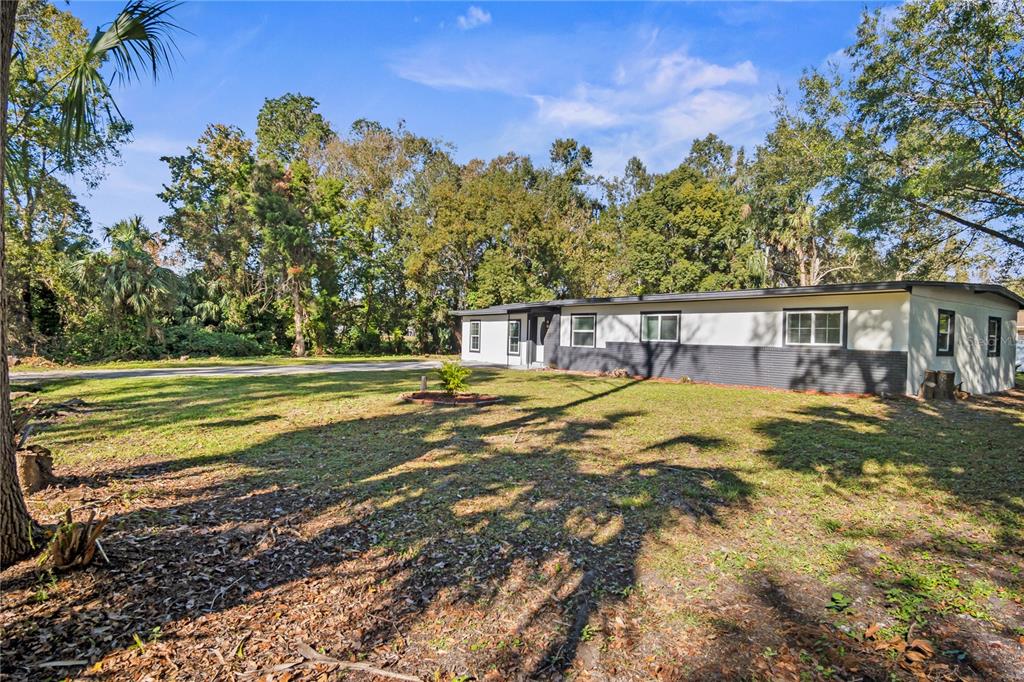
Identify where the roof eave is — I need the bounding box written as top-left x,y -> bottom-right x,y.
450,280 -> 1024,316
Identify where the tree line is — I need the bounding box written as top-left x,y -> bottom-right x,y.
6,0 -> 1023,361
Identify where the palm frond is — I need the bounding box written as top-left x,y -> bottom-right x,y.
59,1 -> 182,153
96,1 -> 182,87
3,138 -> 28,194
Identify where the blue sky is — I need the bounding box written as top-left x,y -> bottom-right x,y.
66,1 -> 895,237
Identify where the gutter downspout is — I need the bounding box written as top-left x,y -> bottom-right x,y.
506,311 -> 510,369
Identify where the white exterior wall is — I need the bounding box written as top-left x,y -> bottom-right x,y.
460,313 -> 528,366
460,287 -> 1019,395
907,286 -> 1017,395
559,291 -> 910,352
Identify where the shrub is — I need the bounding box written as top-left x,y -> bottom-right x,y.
437,360 -> 471,395
163,325 -> 265,357
51,318 -> 268,362
55,314 -> 154,362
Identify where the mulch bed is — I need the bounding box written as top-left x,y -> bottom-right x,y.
401,391 -> 502,406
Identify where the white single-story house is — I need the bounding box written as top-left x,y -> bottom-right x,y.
454,281 -> 1023,396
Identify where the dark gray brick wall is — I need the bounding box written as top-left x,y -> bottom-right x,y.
552,341 -> 908,394
546,313 -> 561,366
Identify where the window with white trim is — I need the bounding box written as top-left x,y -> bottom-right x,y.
508,319 -> 521,355
641,313 -> 680,342
936,309 -> 954,356
987,316 -> 1001,357
785,310 -> 843,346
469,321 -> 480,352
571,314 -> 596,347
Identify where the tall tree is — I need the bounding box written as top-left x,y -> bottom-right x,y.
252,93 -> 335,356
620,160 -> 761,294
325,119 -> 437,350
845,0 -> 1024,254
685,133 -> 737,185
1,0 -> 181,568
5,1 -> 130,349
586,157 -> 655,297
541,138 -> 603,298
403,149 -> 479,348
766,65 -> 1002,282
249,161 -> 315,356
160,124 -> 266,332
0,0 -> 26,572
255,92 -> 331,165
750,76 -> 865,286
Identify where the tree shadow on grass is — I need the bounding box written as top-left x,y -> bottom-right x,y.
4,375 -> 1022,680
20,368 -> 510,450
751,391 -> 1024,679
1,374 -> 750,680
756,394 -> 1024,546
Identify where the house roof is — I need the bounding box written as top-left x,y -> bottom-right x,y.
452,280 -> 1024,316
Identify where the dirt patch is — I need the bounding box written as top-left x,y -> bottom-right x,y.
9,355 -> 59,368
401,391 -> 502,406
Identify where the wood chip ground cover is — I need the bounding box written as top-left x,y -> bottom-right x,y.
2,369 -> 1022,680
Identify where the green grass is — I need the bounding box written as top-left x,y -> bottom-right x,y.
6,368 -> 1023,678
10,352 -> 446,372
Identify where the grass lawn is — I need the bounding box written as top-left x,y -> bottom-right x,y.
10,353 -> 443,373
2,369 -> 1022,680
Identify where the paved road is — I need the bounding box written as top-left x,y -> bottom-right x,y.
11,360 -> 451,382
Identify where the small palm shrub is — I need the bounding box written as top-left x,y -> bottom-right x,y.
437,360 -> 471,395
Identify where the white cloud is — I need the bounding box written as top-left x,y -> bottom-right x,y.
456,6 -> 491,31
516,49 -> 767,174
529,50 -> 759,132
393,43 -> 524,93
532,87 -> 622,128
393,27 -> 774,176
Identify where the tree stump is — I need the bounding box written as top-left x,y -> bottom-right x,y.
46,510 -> 108,570
16,444 -> 56,493
919,370 -> 938,400
936,370 -> 956,399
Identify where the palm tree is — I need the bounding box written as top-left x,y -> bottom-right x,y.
0,1 -> 181,567
80,216 -> 180,338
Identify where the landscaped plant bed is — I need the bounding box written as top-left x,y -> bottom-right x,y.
401,391 -> 502,406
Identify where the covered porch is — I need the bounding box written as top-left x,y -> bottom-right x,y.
506,304 -> 559,368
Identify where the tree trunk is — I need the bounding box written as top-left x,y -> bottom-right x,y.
20,179 -> 35,346
794,243 -> 811,287
290,277 -> 306,357
1,0 -> 38,569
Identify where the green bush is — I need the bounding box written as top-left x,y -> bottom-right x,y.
55,314 -> 154,362
52,320 -> 267,362
163,325 -> 265,357
437,360 -> 471,395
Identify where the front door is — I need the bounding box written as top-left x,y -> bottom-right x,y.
535,317 -> 547,364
